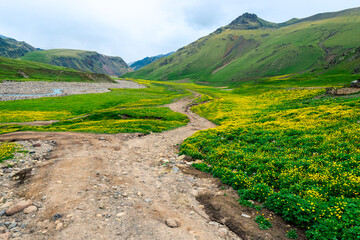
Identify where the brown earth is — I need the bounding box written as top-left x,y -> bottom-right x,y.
0,93 -> 306,240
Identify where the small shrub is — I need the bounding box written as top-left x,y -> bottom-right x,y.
286,229 -> 298,239
255,215 -> 272,230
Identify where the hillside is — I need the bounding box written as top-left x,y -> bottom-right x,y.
0,35 -> 38,59
0,56 -> 113,82
20,49 -> 132,76
126,7 -> 360,86
130,52 -> 174,70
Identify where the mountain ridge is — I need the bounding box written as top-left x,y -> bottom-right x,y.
0,36 -> 39,59
130,52 -> 174,70
125,7 -> 360,86
0,56 -> 113,82
20,49 -> 132,76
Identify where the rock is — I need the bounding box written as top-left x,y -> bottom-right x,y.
96,214 -> 102,218
12,232 -> 22,238
165,218 -> 180,228
144,198 -> 152,203
0,210 -> 5,216
351,80 -> 360,88
23,205 -> 37,214
116,212 -> 126,217
241,213 -> 251,219
5,200 -> 33,216
8,222 -> 17,230
176,155 -> 186,161
55,222 -> 63,230
52,213 -> 63,221
99,137 -> 106,141
4,222 -> 11,228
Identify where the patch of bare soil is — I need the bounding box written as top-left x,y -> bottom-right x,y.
0,93 -> 306,240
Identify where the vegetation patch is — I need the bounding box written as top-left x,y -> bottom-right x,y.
180,83 -> 360,239
0,80 -> 190,134
0,142 -> 18,163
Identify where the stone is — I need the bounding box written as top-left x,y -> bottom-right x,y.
165,218 -> 180,228
12,232 -> 22,238
52,213 -> 63,221
5,200 -> 33,216
55,222 -> 63,230
176,155 -> 186,161
4,222 -> 11,228
144,198 -> 152,203
8,222 -> 17,230
23,205 -> 37,214
241,213 -> 251,219
116,212 -> 126,217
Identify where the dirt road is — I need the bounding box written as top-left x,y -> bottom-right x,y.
0,93 -> 306,240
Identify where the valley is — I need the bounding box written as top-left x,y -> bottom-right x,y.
0,5 -> 359,240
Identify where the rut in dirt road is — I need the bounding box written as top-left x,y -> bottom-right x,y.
0,93 -> 244,240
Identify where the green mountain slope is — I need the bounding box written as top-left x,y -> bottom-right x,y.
20,49 -> 132,76
126,7 -> 360,86
130,52 -> 174,70
0,35 -> 38,59
0,56 -> 113,82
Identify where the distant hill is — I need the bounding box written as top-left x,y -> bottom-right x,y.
20,49 -> 132,76
0,56 -> 113,82
130,52 -> 174,70
126,7 -> 360,86
0,35 -> 39,59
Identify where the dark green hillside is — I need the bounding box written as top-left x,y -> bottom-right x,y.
130,52 -> 174,70
0,36 -> 38,59
0,56 -> 113,82
126,7 -> 360,86
20,49 -> 132,76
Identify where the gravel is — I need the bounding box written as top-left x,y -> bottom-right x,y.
0,80 -> 145,101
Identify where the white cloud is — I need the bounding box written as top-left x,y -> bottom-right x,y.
0,0 -> 359,62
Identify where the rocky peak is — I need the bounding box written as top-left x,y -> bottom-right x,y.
227,12 -> 278,30
230,13 -> 259,25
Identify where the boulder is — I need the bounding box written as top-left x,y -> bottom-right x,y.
165,218 -> 180,228
5,200 -> 33,216
23,205 -> 37,214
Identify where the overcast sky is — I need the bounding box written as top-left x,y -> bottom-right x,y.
0,0 -> 358,62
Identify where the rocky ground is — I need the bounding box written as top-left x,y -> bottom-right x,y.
0,94 -> 306,240
0,80 -> 145,101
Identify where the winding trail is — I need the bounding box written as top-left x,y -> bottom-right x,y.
0,93 -> 244,239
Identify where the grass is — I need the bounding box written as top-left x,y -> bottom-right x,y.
179,78 -> 360,239
0,142 -> 18,163
0,70 -> 359,239
0,80 -> 191,135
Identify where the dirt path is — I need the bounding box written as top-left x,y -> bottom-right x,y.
0,93 -> 306,240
